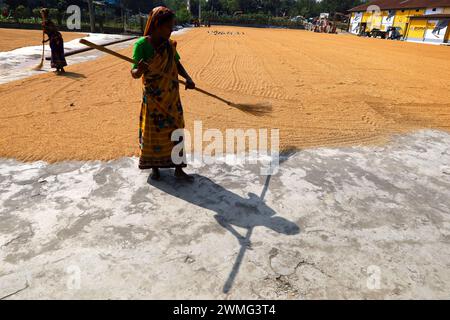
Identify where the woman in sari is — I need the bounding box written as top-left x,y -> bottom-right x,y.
131,6 -> 195,181
41,8 -> 67,73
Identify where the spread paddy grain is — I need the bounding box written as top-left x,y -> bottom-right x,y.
0,28 -> 86,51
1,26 -> 449,162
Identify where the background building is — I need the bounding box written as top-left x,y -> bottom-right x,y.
349,0 -> 450,44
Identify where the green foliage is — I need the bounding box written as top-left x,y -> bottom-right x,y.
203,0 -> 367,17
48,8 -> 59,20
220,0 -> 240,14
0,0 -> 368,29
158,0 -> 367,27
32,8 -> 41,19
163,0 -> 192,24
204,12 -> 305,27
14,5 -> 29,20
175,7 -> 192,24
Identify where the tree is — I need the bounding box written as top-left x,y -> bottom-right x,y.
54,0 -> 67,25
32,7 -> 41,21
4,0 -> 27,9
218,0 -> 239,14
175,6 -> 191,24
14,4 -> 30,21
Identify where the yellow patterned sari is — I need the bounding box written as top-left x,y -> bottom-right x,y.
138,39 -> 186,169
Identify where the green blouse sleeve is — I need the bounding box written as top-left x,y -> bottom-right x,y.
132,39 -> 144,69
132,37 -> 181,69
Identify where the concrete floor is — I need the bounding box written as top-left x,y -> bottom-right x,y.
1,129 -> 449,299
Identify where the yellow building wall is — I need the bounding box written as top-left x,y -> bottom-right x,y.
393,9 -> 425,35
446,25 -> 450,42
371,12 -> 383,29
393,10 -> 408,33
362,11 -> 387,31
362,11 -> 377,31
362,12 -> 371,23
406,19 -> 427,41
353,7 -> 449,38
409,9 -> 425,17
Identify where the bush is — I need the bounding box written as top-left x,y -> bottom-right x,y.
14,5 -> 31,21
175,7 -> 191,25
48,8 -> 59,21
204,12 -> 305,28
32,8 -> 41,19
1,5 -> 10,19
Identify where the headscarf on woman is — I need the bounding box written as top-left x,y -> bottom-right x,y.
144,6 -> 176,36
143,6 -> 176,72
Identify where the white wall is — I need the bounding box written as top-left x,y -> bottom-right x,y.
350,12 -> 363,34
425,7 -> 444,15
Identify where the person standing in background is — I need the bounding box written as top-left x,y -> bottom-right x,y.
41,8 -> 67,74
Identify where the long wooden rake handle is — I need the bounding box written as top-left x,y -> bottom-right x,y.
79,39 -> 233,106
80,39 -> 134,63
39,30 -> 45,64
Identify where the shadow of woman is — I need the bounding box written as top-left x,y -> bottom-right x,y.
148,172 -> 300,293
58,71 -> 86,79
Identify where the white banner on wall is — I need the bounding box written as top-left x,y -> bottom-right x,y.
382,10 -> 396,30
424,19 -> 449,43
350,12 -> 363,34
351,23 -> 360,34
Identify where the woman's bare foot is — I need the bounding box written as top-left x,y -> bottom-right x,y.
174,167 -> 194,182
151,168 -> 161,181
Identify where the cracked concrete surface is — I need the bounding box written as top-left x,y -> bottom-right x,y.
1,130 -> 450,299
